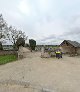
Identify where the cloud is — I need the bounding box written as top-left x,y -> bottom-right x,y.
38,24 -> 80,45
18,0 -> 34,16
0,0 -> 80,45
41,34 -> 56,41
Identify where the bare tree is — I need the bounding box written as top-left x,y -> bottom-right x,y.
0,14 -> 7,39
8,26 -> 28,49
0,14 -> 28,49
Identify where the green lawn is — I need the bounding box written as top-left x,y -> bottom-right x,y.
0,55 -> 17,65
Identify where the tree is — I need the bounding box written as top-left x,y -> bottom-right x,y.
8,26 -> 28,50
25,43 -> 29,47
16,38 -> 25,49
0,14 -> 7,39
0,14 -> 28,50
0,42 -> 3,50
29,39 -> 36,50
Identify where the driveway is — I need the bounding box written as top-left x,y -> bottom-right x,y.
0,52 -> 80,92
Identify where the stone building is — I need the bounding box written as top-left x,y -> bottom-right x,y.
60,40 -> 80,55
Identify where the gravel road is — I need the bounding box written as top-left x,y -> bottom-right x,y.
0,52 -> 80,92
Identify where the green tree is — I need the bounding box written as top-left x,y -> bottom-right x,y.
0,42 -> 3,50
29,39 -> 36,50
16,38 -> 25,49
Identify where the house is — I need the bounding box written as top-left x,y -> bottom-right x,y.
60,40 -> 80,55
0,38 -> 13,50
2,45 -> 13,50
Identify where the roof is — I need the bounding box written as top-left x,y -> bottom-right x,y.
61,40 -> 80,47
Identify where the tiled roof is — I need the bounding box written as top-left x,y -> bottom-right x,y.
62,40 -> 80,47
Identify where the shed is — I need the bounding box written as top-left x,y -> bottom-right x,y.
60,40 -> 80,55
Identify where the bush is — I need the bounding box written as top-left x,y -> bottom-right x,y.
29,39 -> 36,50
0,42 -> 3,50
16,38 -> 25,49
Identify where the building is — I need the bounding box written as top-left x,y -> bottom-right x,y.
2,45 -> 13,50
0,38 -> 13,50
60,40 -> 80,55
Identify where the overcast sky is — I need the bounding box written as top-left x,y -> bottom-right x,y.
0,0 -> 80,45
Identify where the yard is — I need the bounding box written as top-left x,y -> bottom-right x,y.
0,55 -> 17,65
0,52 -> 80,92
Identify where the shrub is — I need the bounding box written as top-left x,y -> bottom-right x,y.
29,39 -> 36,50
0,42 -> 3,50
16,38 -> 25,49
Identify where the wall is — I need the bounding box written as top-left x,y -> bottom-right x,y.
0,50 -> 18,56
77,48 -> 80,55
3,45 -> 13,50
18,46 -> 31,59
60,41 -> 76,54
60,46 -> 75,54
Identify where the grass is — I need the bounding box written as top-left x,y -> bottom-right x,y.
0,55 -> 17,65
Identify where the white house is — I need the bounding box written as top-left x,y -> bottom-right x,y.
0,38 -> 13,50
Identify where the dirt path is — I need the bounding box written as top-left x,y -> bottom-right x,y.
0,52 -> 80,92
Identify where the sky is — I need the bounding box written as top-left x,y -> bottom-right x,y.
0,0 -> 80,45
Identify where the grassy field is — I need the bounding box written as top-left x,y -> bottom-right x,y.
0,55 -> 17,65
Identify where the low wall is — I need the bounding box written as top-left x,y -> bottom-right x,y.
0,50 -> 18,56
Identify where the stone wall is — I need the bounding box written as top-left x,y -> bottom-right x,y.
0,50 -> 18,56
18,46 -> 31,59
77,48 -> 80,55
